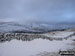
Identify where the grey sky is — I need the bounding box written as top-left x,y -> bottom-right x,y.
0,0 -> 74,23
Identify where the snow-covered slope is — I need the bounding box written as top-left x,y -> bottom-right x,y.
44,31 -> 74,38
0,22 -> 75,33
0,22 -> 40,33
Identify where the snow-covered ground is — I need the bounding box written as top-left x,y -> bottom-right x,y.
43,31 -> 74,38
0,30 -> 75,56
0,39 -> 74,56
0,22 -> 75,56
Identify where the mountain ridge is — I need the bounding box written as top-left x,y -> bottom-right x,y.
0,22 -> 75,33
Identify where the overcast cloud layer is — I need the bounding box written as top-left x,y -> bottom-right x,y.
0,0 -> 75,23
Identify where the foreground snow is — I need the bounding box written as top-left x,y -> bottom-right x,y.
0,39 -> 74,56
0,30 -> 75,56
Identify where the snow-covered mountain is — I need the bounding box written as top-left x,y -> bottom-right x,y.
0,22 -> 75,33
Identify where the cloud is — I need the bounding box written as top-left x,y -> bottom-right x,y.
0,0 -> 74,23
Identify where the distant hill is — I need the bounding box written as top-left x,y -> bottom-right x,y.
0,22 -> 75,33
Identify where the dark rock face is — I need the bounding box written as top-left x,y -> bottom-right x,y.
0,33 -> 64,42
